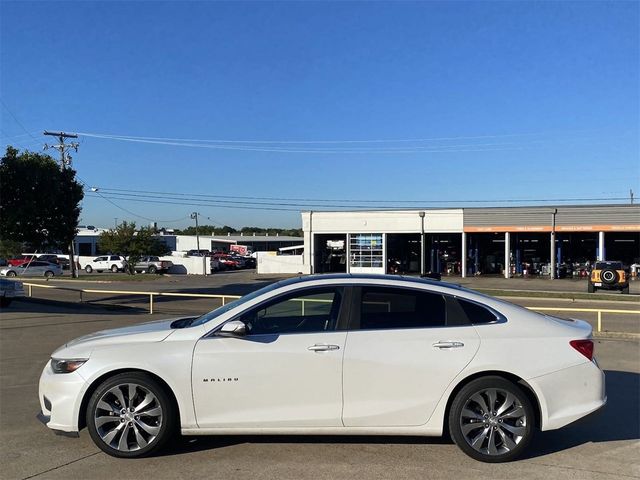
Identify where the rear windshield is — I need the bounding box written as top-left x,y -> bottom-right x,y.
595,262 -> 622,269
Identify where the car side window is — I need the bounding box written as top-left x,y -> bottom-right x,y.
456,298 -> 498,324
240,288 -> 343,335
110,256 -> 120,261
358,287 -> 446,330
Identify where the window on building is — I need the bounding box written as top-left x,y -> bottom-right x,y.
350,233 -> 383,268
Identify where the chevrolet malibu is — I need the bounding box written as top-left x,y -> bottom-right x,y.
38,274 -> 605,462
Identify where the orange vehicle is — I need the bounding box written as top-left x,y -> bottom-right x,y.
588,261 -> 629,294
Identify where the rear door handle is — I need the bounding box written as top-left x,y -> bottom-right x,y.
432,341 -> 464,349
308,344 -> 340,352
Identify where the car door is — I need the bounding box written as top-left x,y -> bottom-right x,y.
342,286 -> 481,427
192,286 -> 348,428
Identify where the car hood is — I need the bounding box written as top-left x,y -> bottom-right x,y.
52,316 -> 195,358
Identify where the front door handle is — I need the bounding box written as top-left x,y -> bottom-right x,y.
432,341 -> 464,349
308,344 -> 340,352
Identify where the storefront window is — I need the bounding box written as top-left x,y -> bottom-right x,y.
350,234 -> 384,268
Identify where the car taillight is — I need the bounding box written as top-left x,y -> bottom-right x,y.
570,339 -> 594,361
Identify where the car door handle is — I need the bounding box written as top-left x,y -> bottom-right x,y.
432,341 -> 465,349
308,344 -> 340,352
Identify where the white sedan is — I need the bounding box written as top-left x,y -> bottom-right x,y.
38,274 -> 605,462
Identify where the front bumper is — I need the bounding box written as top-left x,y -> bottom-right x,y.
38,361 -> 87,434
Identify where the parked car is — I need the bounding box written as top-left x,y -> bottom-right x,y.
38,274 -> 605,462
37,254 -> 71,270
187,249 -> 210,257
8,255 -> 36,267
133,256 -> 173,274
84,255 -> 127,273
0,278 -> 25,307
0,261 -> 63,278
588,261 -> 629,294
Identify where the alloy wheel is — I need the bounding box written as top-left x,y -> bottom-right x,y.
459,388 -> 527,456
94,383 -> 163,452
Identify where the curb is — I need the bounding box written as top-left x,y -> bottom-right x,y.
593,331 -> 640,340
14,296 -> 144,313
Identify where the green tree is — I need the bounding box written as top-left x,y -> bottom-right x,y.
0,147 -> 84,251
99,222 -> 170,274
0,238 -> 23,259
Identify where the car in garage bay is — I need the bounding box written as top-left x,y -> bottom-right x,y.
38,274 -> 605,462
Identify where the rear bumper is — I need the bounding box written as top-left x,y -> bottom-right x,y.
528,361 -> 606,431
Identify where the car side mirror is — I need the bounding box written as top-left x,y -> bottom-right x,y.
218,320 -> 247,337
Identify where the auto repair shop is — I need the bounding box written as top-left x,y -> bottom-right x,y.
301,204 -> 640,278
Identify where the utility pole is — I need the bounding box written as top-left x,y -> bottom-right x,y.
114,218 -> 119,229
550,208 -> 557,280
44,131 -> 80,278
190,212 -> 200,251
419,211 -> 426,276
631,189 -> 635,205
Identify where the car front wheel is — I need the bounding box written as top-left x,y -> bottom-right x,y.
449,376 -> 534,463
86,372 -> 176,458
6,271 -> 17,277
147,265 -> 157,274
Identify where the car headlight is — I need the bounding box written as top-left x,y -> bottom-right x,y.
50,358 -> 88,374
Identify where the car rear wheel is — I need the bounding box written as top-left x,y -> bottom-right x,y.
111,265 -> 119,273
148,265 -> 157,274
44,271 -> 54,278
86,372 -> 176,458
449,376 -> 534,463
85,265 -> 93,273
6,271 -> 17,278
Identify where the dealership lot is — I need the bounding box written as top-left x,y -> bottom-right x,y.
1,285 -> 639,479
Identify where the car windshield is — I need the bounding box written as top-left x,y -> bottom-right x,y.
189,281 -> 284,327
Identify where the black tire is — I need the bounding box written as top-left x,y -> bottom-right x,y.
44,270 -> 54,278
85,265 -> 93,274
147,265 -> 157,274
6,271 -> 17,278
449,376 -> 535,463
86,372 -> 177,458
111,265 -> 119,273
0,297 -> 11,308
588,283 -> 595,293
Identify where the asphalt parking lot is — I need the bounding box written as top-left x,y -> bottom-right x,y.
1,293 -> 639,480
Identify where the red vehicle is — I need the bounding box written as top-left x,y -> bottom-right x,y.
8,255 -> 36,267
212,253 -> 239,270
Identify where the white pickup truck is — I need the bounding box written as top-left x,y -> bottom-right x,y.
83,255 -> 127,273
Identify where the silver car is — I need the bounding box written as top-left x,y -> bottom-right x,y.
0,261 -> 63,278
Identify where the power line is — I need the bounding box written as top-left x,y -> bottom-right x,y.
84,192 -> 631,214
76,133 -> 528,154
76,129 -> 596,145
93,186 -> 629,206
0,99 -> 39,141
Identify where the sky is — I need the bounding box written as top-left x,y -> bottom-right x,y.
1,1 -> 638,230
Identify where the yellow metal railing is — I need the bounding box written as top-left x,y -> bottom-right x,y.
20,283 -> 640,333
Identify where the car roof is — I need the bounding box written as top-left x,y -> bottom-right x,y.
271,273 -> 465,292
